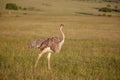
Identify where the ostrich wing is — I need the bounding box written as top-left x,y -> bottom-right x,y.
28,39 -> 46,48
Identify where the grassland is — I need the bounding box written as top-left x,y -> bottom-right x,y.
0,0 -> 120,80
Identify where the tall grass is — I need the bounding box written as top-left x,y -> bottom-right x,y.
0,14 -> 120,80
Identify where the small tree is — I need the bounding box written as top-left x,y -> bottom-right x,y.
5,3 -> 18,15
5,3 -> 18,10
99,7 -> 112,12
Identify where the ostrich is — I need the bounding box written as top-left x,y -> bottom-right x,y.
29,24 -> 65,69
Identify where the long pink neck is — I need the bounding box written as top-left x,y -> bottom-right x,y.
57,27 -> 65,52
60,27 -> 65,43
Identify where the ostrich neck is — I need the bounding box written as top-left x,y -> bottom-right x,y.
55,27 -> 65,53
58,28 -> 65,50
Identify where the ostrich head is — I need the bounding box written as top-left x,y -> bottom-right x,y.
60,24 -> 64,29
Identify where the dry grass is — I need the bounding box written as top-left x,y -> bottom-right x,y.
1,0 -> 120,16
0,14 -> 120,80
0,0 -> 120,80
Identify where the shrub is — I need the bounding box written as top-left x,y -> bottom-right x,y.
23,8 -> 27,10
5,3 -> 18,10
107,4 -> 111,8
114,5 -> 118,9
18,6 -> 22,10
112,9 -> 120,12
107,14 -> 112,17
23,13 -> 27,15
103,13 -> 106,16
99,7 -> 112,12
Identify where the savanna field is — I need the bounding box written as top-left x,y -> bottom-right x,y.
0,0 -> 120,80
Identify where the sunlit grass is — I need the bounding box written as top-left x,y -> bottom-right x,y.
0,11 -> 120,80
0,0 -> 120,79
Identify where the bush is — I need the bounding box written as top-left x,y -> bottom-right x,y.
5,3 -> 18,10
23,8 -> 27,10
23,13 -> 27,15
112,9 -> 120,12
107,4 -> 111,7
107,14 -> 112,17
99,7 -> 112,12
102,13 -> 106,16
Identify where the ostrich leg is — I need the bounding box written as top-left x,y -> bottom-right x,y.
47,52 -> 51,70
34,47 -> 51,68
34,51 -> 45,68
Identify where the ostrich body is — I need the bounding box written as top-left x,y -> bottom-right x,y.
29,24 -> 65,69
